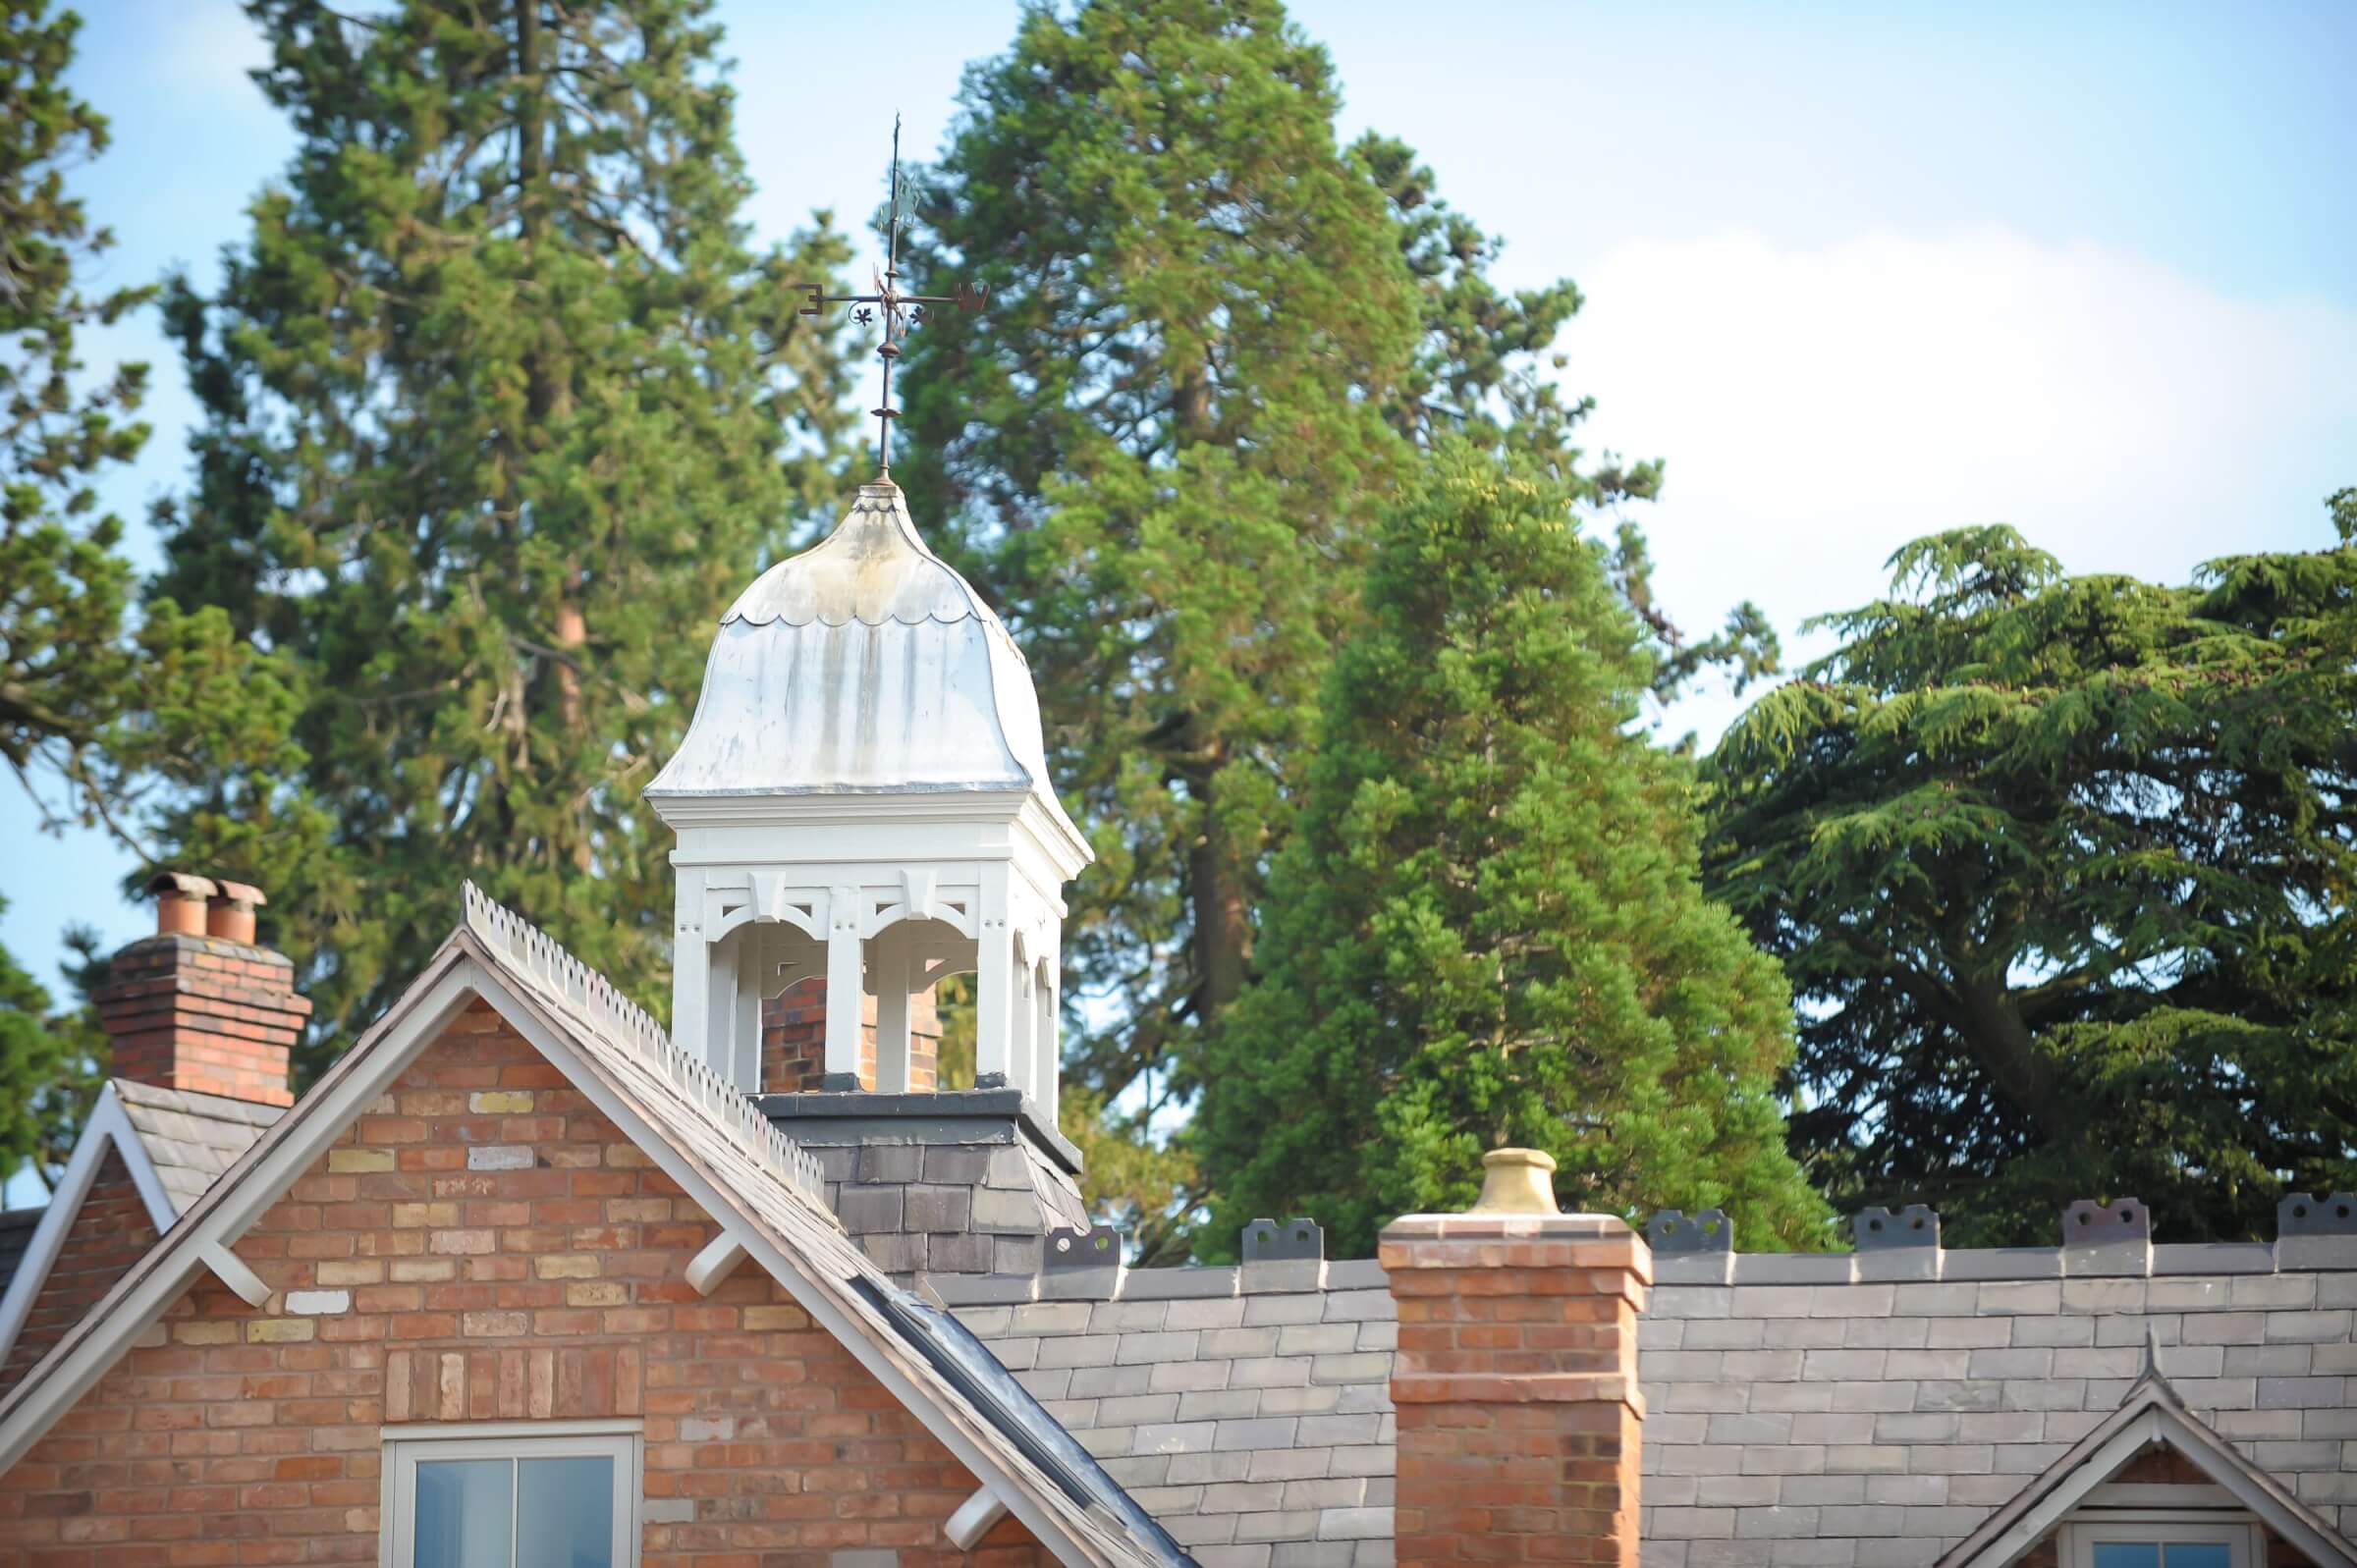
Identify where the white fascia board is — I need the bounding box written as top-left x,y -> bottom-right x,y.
0,1086 -> 181,1370
466,963 -> 1119,1568
2144,1403 -> 2357,1567
1958,1408 -> 2166,1566
0,953 -> 480,1476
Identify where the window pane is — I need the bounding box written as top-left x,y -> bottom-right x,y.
2091,1546 -> 2162,1568
415,1458 -> 515,1568
517,1455 -> 617,1568
2165,1546 -> 2232,1568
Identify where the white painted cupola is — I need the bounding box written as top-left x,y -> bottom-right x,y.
644,480 -> 1092,1110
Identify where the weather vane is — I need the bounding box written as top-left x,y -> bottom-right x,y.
795,115 -> 986,480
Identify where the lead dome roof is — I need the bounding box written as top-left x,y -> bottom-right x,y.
645,483 -> 1073,834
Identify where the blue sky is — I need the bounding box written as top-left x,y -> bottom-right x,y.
9,0 -> 2355,1008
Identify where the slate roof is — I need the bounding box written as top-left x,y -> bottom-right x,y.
110,1078 -> 280,1216
951,1262 -> 1399,1567
948,1225 -> 2357,1568
1638,1262 -> 2357,1566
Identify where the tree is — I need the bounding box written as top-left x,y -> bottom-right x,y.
1,1 -> 301,1170
892,0 -> 1727,1254
1703,497 -> 2357,1245
1196,446 -> 1830,1257
148,0 -> 857,1069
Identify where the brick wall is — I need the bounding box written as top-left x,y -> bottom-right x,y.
762,977 -> 940,1094
0,1000 -> 1041,1567
0,1151 -> 163,1399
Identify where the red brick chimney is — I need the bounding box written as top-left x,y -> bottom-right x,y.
1381,1149 -> 1653,1568
92,872 -> 307,1107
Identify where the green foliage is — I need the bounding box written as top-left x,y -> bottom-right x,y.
0,1 -> 298,1170
1196,447 -> 1830,1258
893,0 -> 1730,1257
1,0 -> 300,838
0,896 -> 97,1187
147,0 -> 857,1072
1704,493 -> 2357,1244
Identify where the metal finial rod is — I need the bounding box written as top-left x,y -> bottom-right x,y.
792,114 -> 988,480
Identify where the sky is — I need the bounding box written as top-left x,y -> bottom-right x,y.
8,0 -> 2356,1010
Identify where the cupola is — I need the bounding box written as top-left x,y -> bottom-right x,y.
644,481 -> 1092,1118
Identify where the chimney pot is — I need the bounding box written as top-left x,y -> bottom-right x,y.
145,871 -> 218,937
104,876 -> 304,1107
206,879 -> 267,945
1468,1146 -> 1560,1215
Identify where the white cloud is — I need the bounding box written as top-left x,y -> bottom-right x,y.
1562,230 -> 2357,739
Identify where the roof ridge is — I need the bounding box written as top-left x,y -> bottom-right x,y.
457,883 -> 831,1213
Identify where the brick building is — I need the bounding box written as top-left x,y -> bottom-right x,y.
0,479 -> 2350,1567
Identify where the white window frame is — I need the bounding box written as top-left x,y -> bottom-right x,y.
2058,1510 -> 2264,1568
379,1420 -> 643,1568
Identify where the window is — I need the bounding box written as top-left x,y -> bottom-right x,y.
382,1423 -> 641,1568
2060,1518 -> 2261,1568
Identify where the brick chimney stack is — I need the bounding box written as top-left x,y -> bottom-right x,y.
93,872 -> 307,1107
1381,1149 -> 1654,1567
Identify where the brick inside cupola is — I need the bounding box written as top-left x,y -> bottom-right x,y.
92,871 -> 307,1107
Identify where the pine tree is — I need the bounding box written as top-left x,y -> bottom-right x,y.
891,0 -> 1725,1253
1197,446 -> 1829,1257
1,1 -> 299,1168
1704,497 -> 2357,1244
149,0 -> 856,1067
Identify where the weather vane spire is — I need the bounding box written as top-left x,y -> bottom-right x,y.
795,114 -> 987,481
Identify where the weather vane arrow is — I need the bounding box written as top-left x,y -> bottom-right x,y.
794,114 -> 987,480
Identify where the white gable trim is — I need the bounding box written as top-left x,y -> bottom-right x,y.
1937,1374 -> 2357,1568
0,1084 -> 192,1369
0,938 -> 1129,1567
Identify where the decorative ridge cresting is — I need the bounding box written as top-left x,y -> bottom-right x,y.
458,882 -> 831,1214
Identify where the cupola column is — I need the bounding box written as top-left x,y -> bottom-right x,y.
824,886 -> 865,1089
871,930 -> 913,1094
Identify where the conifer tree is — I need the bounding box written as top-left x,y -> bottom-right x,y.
149,0 -> 856,1065
2,1 -> 298,1166
1705,498 -> 2357,1244
1197,447 -> 1829,1257
891,2 -> 1730,1252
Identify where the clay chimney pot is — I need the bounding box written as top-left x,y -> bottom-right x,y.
1468,1146 -> 1560,1215
206,879 -> 267,945
146,871 -> 218,938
